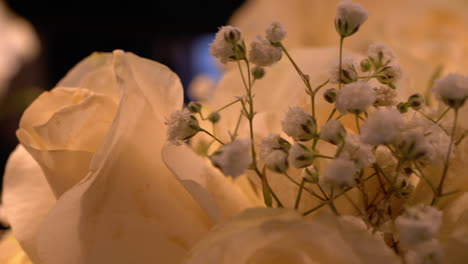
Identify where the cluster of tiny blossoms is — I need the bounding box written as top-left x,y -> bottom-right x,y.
164,0 -> 468,262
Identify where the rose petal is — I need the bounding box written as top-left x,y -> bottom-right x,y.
187,208 -> 400,264
2,145 -> 56,263
162,143 -> 262,223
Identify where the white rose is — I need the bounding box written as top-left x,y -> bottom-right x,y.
186,208 -> 400,264
3,50 -> 259,264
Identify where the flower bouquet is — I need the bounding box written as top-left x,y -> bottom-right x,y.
2,0 -> 468,263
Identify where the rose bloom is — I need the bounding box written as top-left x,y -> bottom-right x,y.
1,50 -> 260,264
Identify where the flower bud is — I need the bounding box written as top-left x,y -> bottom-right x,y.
211,139 -> 252,178
301,165 -> 319,183
224,27 -> 241,44
322,159 -> 357,188
187,102 -> 202,113
335,0 -> 369,38
207,112 -> 221,123
360,58 -> 372,72
289,143 -> 314,168
320,120 -> 346,145
397,130 -> 429,161
432,73 -> 468,109
277,137 -> 292,152
408,93 -> 424,110
397,102 -> 409,113
266,21 -> 286,44
259,134 -> 291,173
376,63 -> 402,85
339,65 -> 358,84
281,107 -> 317,141
264,150 -> 289,173
251,66 -> 265,79
324,88 -> 338,103
166,109 -> 200,145
233,43 -> 247,61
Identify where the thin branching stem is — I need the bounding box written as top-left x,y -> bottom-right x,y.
432,108 -> 458,205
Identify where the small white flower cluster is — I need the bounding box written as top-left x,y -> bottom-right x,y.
336,81 -> 375,114
338,133 -> 375,169
335,0 -> 369,38
398,115 -> 452,165
249,36 -> 282,67
265,21 -> 286,44
373,85 -> 398,106
395,204 -> 442,248
367,42 -> 396,69
329,56 -> 358,84
432,73 -> 468,109
396,204 -> 443,263
322,158 -> 357,188
211,139 -> 252,178
281,106 -> 316,141
320,120 -> 346,145
210,26 -> 244,64
259,134 -> 291,173
166,109 -> 200,145
248,21 -> 286,67
288,143 -> 314,168
360,108 -> 403,145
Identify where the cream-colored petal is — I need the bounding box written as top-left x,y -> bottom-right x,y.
57,52 -> 119,100
126,52 -> 183,120
0,232 -> 33,264
162,143 -> 262,223
32,92 -> 117,152
2,145 -> 56,263
36,50 -> 212,264
17,143 -> 94,198
187,208 -> 400,264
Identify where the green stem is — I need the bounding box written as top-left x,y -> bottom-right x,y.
303,172 -> 376,216
338,36 -> 344,90
436,107 -> 450,123
355,113 -> 361,133
200,129 -> 224,145
284,172 -> 325,201
295,178 -> 306,209
280,43 -> 311,90
432,108 -> 458,205
327,108 -> 337,121
214,98 -> 242,113
229,110 -> 244,141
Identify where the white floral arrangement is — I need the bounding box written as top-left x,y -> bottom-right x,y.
2,0 -> 468,264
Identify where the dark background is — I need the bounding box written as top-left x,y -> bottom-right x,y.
0,0 -> 245,197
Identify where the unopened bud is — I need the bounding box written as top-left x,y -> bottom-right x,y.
224,28 -> 241,44
324,88 -> 338,103
398,131 -> 429,161
187,102 -> 202,113
208,112 -> 221,123
289,143 -> 314,168
360,58 -> 372,72
277,137 -> 292,152
408,93 -> 424,110
252,66 -> 265,79
397,102 -> 409,113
